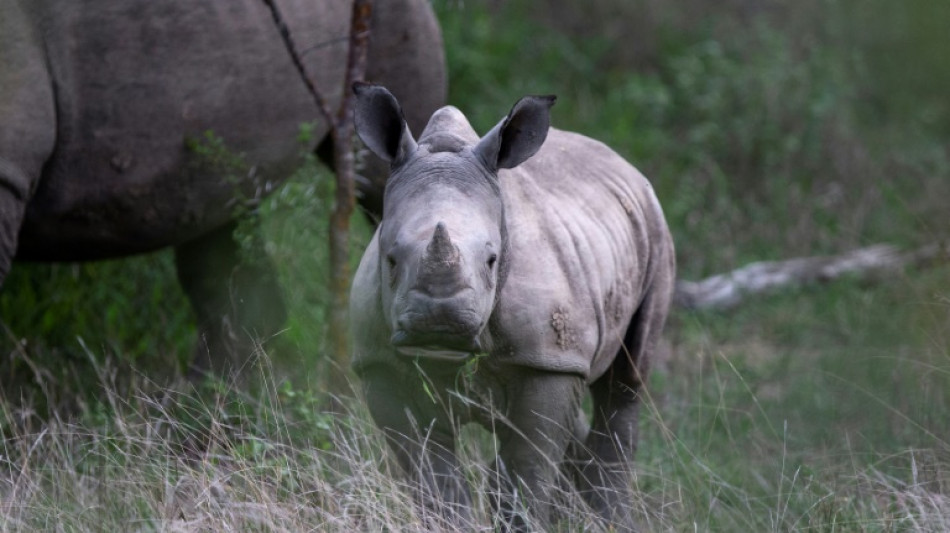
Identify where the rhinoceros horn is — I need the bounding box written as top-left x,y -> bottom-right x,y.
424,222 -> 460,266
419,222 -> 464,291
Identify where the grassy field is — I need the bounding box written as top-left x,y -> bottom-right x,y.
1,0 -> 949,530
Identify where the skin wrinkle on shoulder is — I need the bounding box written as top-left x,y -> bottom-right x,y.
495,129 -> 654,378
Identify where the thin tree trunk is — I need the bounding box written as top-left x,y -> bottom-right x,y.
264,0 -> 374,395
327,0 -> 373,392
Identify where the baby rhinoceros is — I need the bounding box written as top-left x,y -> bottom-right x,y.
349,83 -> 675,531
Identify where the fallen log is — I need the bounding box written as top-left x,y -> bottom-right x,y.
674,242 -> 949,310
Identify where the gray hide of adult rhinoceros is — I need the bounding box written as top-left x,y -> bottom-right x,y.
349,84 -> 676,531
0,0 -> 445,377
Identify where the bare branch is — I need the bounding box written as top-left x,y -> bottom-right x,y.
326,0 -> 374,383
299,35 -> 350,58
675,241 -> 950,310
340,1 -> 373,125
262,0 -> 375,396
260,0 -> 335,126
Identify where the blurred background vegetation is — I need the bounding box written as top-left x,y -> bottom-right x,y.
1,0 -> 948,529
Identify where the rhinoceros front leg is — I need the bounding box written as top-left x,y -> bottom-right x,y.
573,370 -> 642,531
492,368 -> 584,531
0,182 -> 25,284
174,219 -> 286,380
361,364 -> 474,528
0,1 -> 56,286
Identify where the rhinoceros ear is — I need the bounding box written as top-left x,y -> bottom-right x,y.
475,95 -> 556,171
353,83 -> 418,165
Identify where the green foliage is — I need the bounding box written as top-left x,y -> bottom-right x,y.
0,255 -> 190,361
839,0 -> 950,136
186,129 -> 270,267
185,130 -> 247,177
436,0 -> 949,276
0,254 -> 194,416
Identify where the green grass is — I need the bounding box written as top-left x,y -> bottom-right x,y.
642,269 -> 950,530
2,0 -> 950,530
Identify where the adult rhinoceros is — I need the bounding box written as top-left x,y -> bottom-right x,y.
350,84 -> 675,531
0,0 -> 445,376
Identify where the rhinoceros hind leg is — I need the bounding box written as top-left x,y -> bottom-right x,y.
574,365 -> 640,531
571,285 -> 672,531
174,219 -> 286,380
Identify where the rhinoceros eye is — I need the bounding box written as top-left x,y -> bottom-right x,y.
487,253 -> 498,270
386,254 -> 398,286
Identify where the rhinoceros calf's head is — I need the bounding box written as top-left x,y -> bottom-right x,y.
353,83 -> 555,362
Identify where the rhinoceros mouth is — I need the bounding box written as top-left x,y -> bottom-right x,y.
394,346 -> 475,362
390,329 -> 481,362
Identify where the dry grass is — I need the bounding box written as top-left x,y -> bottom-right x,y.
0,339 -> 609,532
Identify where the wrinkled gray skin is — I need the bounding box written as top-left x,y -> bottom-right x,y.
0,0 -> 445,377
350,85 -> 675,531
